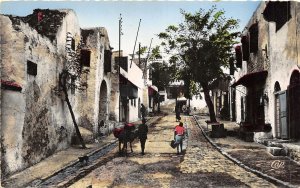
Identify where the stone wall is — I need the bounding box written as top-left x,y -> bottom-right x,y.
109,51 -> 120,122
74,27 -> 113,137
1,8 -> 117,178
266,2 -> 300,139
0,14 -> 75,176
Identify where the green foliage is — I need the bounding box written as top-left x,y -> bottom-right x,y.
151,46 -> 162,59
136,46 -> 148,56
158,7 -> 239,85
150,61 -> 174,91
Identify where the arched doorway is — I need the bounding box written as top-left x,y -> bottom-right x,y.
288,70 -> 300,139
98,81 -> 108,135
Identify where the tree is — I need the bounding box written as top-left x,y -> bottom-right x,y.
159,7 -> 239,122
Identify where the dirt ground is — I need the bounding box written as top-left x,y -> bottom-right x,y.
69,115 -> 274,188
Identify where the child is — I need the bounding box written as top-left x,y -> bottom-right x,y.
174,122 -> 185,154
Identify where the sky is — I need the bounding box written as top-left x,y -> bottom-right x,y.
0,1 -> 261,56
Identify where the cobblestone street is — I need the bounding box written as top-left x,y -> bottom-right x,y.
70,115 -> 276,188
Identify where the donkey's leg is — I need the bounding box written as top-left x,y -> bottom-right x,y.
123,141 -> 127,154
130,141 -> 133,153
119,141 -> 122,153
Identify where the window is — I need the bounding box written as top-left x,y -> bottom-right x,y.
27,60 -> 37,76
71,38 -> 75,51
241,35 -> 249,61
134,99 -> 136,107
131,99 -> 133,106
235,46 -> 242,68
80,49 -> 91,67
104,50 -> 112,73
263,2 -> 291,32
115,56 -> 128,72
249,23 -> 258,53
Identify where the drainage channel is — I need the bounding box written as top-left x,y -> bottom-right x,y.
28,141 -> 118,188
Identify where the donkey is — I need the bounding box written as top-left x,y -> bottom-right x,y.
118,128 -> 138,154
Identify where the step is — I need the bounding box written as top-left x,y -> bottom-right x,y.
267,147 -> 288,156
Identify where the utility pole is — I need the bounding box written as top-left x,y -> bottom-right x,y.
138,42 -> 141,67
145,38 -> 153,69
119,14 -> 123,122
130,19 -> 141,68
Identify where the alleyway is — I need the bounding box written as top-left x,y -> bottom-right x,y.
68,115 -> 275,188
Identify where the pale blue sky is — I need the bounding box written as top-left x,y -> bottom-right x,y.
0,1 -> 261,55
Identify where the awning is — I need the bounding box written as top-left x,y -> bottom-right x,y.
120,84 -> 138,99
231,71 -> 268,88
148,85 -> 158,96
120,75 -> 138,99
148,85 -> 158,92
1,80 -> 22,92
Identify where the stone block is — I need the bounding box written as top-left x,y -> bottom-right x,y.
211,123 -> 226,138
267,147 -> 284,156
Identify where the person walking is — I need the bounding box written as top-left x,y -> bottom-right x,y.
140,103 -> 146,120
138,119 -> 148,155
175,105 -> 181,122
174,122 -> 185,154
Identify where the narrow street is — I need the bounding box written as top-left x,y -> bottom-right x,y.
66,115 -> 275,188
2,2 -> 300,188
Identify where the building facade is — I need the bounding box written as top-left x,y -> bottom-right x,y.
1,9 -> 115,177
232,1 -> 300,141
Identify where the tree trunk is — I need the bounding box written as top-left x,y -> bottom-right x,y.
201,82 -> 217,123
60,72 -> 86,149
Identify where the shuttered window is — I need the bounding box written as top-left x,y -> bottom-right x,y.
27,60 -> 37,76
104,50 -> 112,73
263,2 -> 291,32
80,49 -> 91,67
249,23 -> 258,53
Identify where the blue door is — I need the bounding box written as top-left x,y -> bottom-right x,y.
279,91 -> 288,139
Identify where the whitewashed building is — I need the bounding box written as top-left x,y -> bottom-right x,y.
232,1 -> 300,141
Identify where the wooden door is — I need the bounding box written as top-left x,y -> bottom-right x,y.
274,94 -> 281,138
279,91 -> 288,139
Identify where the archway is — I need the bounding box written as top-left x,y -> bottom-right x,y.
98,81 -> 108,135
288,70 -> 300,139
290,70 -> 300,86
274,81 -> 281,92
